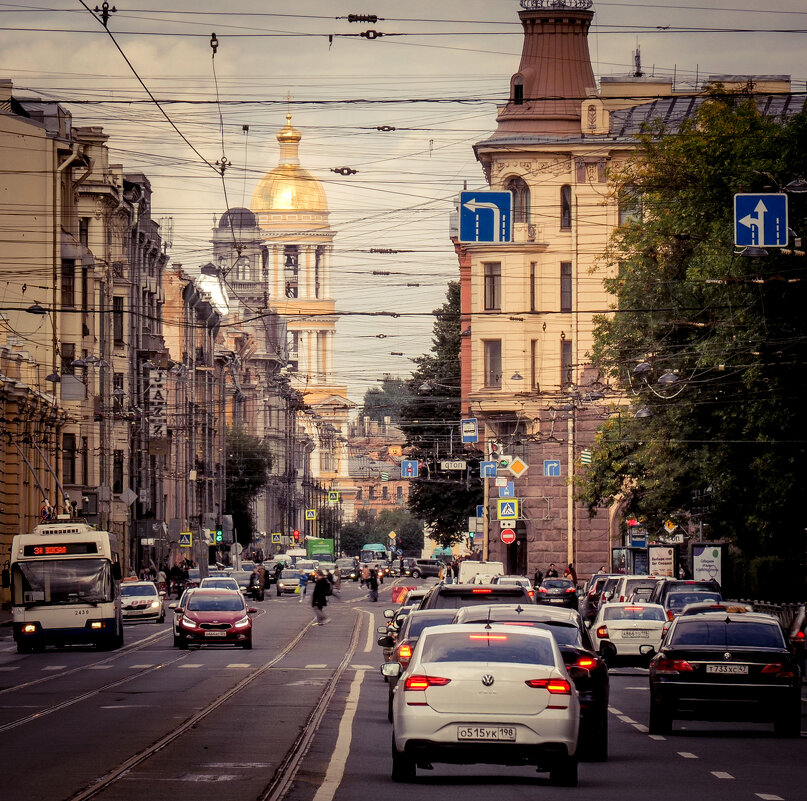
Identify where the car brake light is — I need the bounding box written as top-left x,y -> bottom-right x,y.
625,606 -> 645,611
503,621 -> 535,626
538,587 -> 548,593
667,609 -> 675,621
397,643 -> 413,660
565,587 -> 576,593
577,657 -> 597,669
404,674 -> 451,690
528,590 -> 535,597
525,678 -> 571,694
796,631 -> 805,640
655,658 -> 694,674
762,662 -> 795,678
471,588 -> 492,594
469,634 -> 508,641
596,625 -> 609,639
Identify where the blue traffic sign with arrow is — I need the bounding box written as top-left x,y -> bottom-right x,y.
734,193 -> 788,247
459,191 -> 513,243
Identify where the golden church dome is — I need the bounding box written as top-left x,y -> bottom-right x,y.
250,114 -> 328,214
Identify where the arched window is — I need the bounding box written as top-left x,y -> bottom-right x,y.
505,176 -> 530,224
512,75 -> 524,105
560,184 -> 572,230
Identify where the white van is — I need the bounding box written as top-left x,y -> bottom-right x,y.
457,560 -> 504,584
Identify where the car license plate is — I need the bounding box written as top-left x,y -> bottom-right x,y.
457,726 -> 516,741
706,664 -> 748,674
549,598 -> 565,603
205,631 -> 227,637
622,630 -> 649,638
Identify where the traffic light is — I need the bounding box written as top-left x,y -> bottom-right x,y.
215,529 -> 223,543
468,530 -> 475,540
293,529 -> 300,542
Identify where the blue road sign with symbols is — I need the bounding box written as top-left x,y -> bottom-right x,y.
401,460 -> 419,478
498,481 -> 515,498
480,461 -> 498,478
544,460 -> 562,477
460,417 -> 479,443
178,532 -> 192,547
476,505 -> 485,518
459,191 -> 513,243
734,193 -> 788,247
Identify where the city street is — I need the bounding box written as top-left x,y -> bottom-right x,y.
1,578 -> 805,801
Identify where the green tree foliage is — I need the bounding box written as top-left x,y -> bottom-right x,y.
224,426 -> 273,546
361,374 -> 413,423
339,508 -> 424,556
577,91 -> 807,596
400,282 -> 483,547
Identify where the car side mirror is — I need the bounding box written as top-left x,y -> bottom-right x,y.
380,662 -> 401,677
377,635 -> 395,648
383,608 -> 395,619
377,625 -> 389,633
639,644 -> 655,656
111,563 -> 122,581
168,602 -> 178,610
159,591 -> 166,598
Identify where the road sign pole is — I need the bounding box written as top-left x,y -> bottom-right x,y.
482,473 -> 489,560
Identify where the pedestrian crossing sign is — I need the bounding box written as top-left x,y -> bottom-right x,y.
497,499 -> 519,520
305,509 -> 317,520
328,491 -> 340,503
178,531 -> 192,547
271,532 -> 282,543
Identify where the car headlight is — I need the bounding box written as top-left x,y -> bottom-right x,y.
180,617 -> 198,630
150,600 -> 161,608
278,582 -> 285,588
234,616 -> 250,629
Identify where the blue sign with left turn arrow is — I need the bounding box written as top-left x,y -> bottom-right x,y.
459,191 -> 513,243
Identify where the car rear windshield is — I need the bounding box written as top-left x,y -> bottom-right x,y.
667,592 -> 720,612
201,580 -> 238,589
542,579 -> 574,590
187,594 -> 245,612
403,613 -> 457,638
429,589 -> 529,609
604,606 -> 665,622
421,631 -> 555,665
496,620 -> 582,647
671,620 -> 785,648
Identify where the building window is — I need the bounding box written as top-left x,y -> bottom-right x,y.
561,340 -> 573,388
513,75 -> 524,105
78,217 -> 90,247
483,263 -> 501,311
368,485 -> 376,500
530,262 -> 536,312
356,488 -> 363,501
560,185 -> 572,230
113,296 -> 124,344
530,339 -> 539,391
560,262 -> 572,313
504,176 -> 530,223
60,342 -> 75,375
483,340 -> 502,389
382,485 -> 389,500
113,450 -> 124,494
284,245 -> 299,298
61,259 -> 75,307
619,186 -> 643,226
396,485 -> 403,500
113,372 -> 124,412
62,433 -> 76,485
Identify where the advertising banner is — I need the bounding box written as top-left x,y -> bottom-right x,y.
692,544 -> 722,584
648,546 -> 676,577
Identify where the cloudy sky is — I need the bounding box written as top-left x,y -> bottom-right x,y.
1,0 -> 805,404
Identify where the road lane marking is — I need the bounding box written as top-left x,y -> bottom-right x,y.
42,666 -> 66,671
179,774 -> 239,782
305,664 -> 328,669
608,706 -> 622,714
226,664 -> 252,669
178,664 -> 203,669
625,686 -> 648,690
101,705 -> 153,709
362,610 -> 375,653
349,664 -> 374,670
712,771 -> 734,779
0,667 -> 19,671
88,665 -> 114,670
130,664 -> 154,669
312,670 -> 365,801
632,723 -> 649,732
618,715 -> 637,723
678,752 -> 699,759
755,794 -> 783,800
649,734 -> 666,741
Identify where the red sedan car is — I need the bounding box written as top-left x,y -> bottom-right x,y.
175,589 -> 257,649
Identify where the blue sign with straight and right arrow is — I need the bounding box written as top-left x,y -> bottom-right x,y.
734,193 -> 788,247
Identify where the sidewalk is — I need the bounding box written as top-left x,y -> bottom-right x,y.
1,607 -> 12,626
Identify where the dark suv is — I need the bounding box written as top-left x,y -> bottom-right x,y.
419,582 -> 535,609
410,559 -> 444,579
648,578 -> 721,619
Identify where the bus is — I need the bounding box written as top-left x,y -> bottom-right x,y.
7,521 -> 124,653
359,543 -> 390,564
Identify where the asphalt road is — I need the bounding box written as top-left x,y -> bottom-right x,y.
1,578 -> 805,801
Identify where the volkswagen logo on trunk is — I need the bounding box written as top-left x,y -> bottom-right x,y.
723,652 -> 732,660
481,674 -> 494,686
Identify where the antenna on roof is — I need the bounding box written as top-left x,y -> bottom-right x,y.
633,42 -> 644,78
485,606 -> 492,630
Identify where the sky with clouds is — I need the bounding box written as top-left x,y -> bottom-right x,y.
1,0 -> 805,404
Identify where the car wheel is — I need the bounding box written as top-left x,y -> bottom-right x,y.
178,638 -> 189,650
387,689 -> 394,723
242,639 -> 253,650
16,641 -> 33,654
549,753 -> 578,786
277,590 -> 281,597
411,570 -> 421,579
648,699 -> 672,735
773,706 -> 801,737
157,614 -> 165,624
173,634 -> 181,647
391,736 -> 415,782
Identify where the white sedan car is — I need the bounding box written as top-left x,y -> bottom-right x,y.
383,623 -> 580,785
120,580 -> 165,623
590,602 -> 667,663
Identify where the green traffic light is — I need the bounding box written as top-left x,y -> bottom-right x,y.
216,530 -> 223,542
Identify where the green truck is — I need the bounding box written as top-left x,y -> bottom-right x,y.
306,537 -> 335,562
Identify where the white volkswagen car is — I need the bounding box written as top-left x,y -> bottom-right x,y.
590,602 -> 667,663
383,623 -> 580,785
